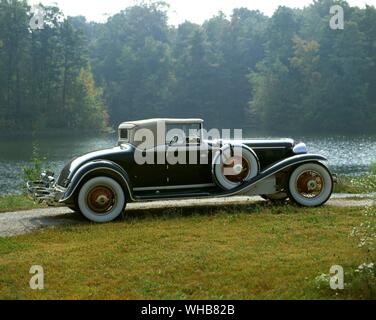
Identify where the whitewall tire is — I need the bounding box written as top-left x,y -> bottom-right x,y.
78,176 -> 126,223
288,163 -> 333,207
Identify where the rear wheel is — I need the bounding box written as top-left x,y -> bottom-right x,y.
288,163 -> 333,207
78,176 -> 126,223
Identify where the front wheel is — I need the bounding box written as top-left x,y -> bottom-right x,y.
288,163 -> 333,207
78,176 -> 126,223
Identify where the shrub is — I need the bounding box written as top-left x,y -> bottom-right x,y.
370,163 -> 376,176
334,163 -> 376,194
314,191 -> 376,298
351,204 -> 376,251
348,201 -> 376,298
347,263 -> 376,299
21,144 -> 47,186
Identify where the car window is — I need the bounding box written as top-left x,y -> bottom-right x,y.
166,124 -> 201,146
119,129 -> 129,140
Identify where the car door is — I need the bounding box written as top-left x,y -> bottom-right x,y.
131,144 -> 168,188
165,124 -> 213,186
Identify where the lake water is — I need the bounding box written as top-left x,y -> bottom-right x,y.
0,133 -> 376,196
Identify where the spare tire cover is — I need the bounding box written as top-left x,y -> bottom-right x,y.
212,144 -> 259,190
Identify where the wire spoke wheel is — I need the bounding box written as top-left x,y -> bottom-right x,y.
288,163 -> 333,207
78,176 -> 126,223
295,170 -> 324,199
86,185 -> 116,214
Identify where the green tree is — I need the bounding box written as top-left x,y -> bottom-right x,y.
91,2 -> 172,124
0,0 -> 30,129
1,0 -> 376,135
69,67 -> 108,130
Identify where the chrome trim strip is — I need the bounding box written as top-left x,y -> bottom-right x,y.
133,183 -> 216,192
251,147 -> 287,149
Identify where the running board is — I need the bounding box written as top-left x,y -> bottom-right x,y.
134,192 -> 212,201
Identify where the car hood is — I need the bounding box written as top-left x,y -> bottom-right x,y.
206,138 -> 295,149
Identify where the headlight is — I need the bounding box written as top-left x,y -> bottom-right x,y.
293,142 -> 307,154
41,170 -> 55,184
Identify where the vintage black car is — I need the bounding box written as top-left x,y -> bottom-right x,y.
28,118 -> 334,223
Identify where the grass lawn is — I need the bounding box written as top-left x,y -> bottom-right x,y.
0,195 -> 46,213
0,203 -> 372,300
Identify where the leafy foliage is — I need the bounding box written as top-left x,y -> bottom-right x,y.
348,202 -> 376,299
0,0 -> 376,133
250,1 -> 376,134
351,204 -> 376,252
21,144 -> 45,183
0,0 -> 107,132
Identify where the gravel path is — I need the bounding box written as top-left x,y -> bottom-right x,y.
0,194 -> 374,238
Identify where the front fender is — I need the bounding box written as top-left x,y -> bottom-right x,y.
60,160 -> 133,203
220,154 -> 329,197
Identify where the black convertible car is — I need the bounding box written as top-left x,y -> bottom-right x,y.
28,118 -> 334,223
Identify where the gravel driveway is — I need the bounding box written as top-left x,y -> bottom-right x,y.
0,194 -> 374,238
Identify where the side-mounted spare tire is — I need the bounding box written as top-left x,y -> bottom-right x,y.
212,144 -> 259,190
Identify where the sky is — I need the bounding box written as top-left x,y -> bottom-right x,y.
28,0 -> 375,25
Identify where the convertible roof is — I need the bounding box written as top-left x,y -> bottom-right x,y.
119,118 -> 204,129
118,119 -> 204,148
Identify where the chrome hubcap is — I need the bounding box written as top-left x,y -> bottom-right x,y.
96,195 -> 110,206
307,180 -> 317,191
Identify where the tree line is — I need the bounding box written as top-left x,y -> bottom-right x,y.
0,0 -> 107,132
0,0 -> 375,134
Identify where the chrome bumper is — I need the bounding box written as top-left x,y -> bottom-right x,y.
27,171 -> 66,206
